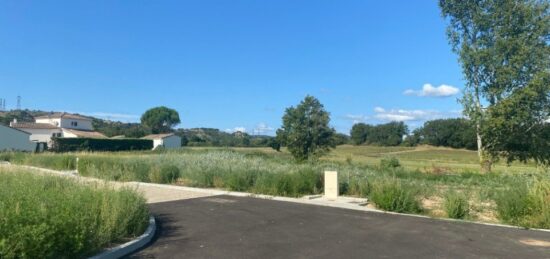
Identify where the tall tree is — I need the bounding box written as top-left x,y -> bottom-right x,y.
276,95 -> 336,161
416,118 -> 477,150
140,106 -> 181,134
440,0 -> 550,171
350,123 -> 371,145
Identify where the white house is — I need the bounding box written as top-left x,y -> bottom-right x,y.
0,124 -> 36,152
35,113 -> 94,131
10,112 -> 106,147
142,133 -> 181,150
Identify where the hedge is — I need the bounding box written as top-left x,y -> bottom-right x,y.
51,138 -> 153,152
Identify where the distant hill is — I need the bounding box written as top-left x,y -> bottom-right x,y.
175,128 -> 274,147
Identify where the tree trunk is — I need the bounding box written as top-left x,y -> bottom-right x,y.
474,84 -> 492,173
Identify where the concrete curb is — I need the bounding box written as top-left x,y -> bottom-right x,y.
89,216 -> 156,259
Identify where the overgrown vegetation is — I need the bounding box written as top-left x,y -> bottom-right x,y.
2,147 -> 549,229
0,168 -> 149,258
380,157 -> 401,169
494,179 -> 550,229
0,152 -> 76,170
443,190 -> 470,219
369,178 -> 422,213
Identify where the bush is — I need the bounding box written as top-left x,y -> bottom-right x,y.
51,138 -> 153,152
0,168 -> 149,258
443,191 -> 469,219
150,165 -> 180,184
495,183 -> 531,225
369,178 -> 422,213
380,157 -> 401,169
495,179 -> 550,229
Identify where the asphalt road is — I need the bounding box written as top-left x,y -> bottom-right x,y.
128,195 -> 550,259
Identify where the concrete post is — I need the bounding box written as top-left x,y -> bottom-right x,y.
324,171 -> 338,200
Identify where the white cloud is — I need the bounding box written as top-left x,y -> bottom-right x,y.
373,107 -> 444,122
344,114 -> 368,124
225,127 -> 247,133
404,83 -> 460,97
374,107 -> 385,113
254,123 -> 274,134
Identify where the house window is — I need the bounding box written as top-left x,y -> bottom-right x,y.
71,121 -> 78,127
52,133 -> 61,138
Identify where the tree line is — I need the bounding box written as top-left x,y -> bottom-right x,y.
349,118 -> 477,150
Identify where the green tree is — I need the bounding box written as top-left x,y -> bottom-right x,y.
440,0 -> 550,171
350,123 -> 371,145
367,122 -> 408,146
417,118 -> 477,150
276,95 -> 336,161
140,106 -> 181,134
332,133 -> 351,146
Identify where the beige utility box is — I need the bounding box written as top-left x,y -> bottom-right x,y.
324,171 -> 338,200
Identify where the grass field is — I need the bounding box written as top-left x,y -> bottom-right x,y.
230,145 -> 541,173
0,167 -> 149,259
1,145 -> 548,229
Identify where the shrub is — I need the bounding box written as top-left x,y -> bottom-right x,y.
443,190 -> 469,219
495,179 -> 550,229
0,169 -> 149,258
150,165 -> 180,184
225,170 -> 257,192
369,178 -> 422,213
380,157 -> 401,169
495,183 -> 531,225
51,138 -> 153,152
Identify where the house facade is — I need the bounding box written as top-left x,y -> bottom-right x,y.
0,124 -> 36,152
142,133 -> 181,150
10,112 -> 106,147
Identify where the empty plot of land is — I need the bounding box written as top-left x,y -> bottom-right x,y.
128,195 -> 550,259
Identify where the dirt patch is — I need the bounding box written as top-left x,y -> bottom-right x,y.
422,196 -> 445,217
471,200 -> 499,223
519,239 -> 550,247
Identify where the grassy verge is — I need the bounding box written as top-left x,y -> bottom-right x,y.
0,168 -> 149,259
2,148 -> 549,229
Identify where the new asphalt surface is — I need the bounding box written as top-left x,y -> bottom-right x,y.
128,195 -> 550,259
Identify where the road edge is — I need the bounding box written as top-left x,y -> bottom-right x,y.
89,216 -> 156,259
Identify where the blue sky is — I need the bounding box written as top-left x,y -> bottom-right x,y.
0,1 -> 465,135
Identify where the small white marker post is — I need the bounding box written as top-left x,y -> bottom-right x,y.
324,171 -> 338,200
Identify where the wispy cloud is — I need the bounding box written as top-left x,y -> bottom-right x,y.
404,83 -> 459,97
373,107 -> 444,122
254,123 -> 274,134
343,114 -> 368,124
71,111 -> 140,122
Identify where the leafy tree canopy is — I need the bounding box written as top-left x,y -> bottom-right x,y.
440,0 -> 550,167
140,106 -> 181,134
350,122 -> 408,146
276,95 -> 335,161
